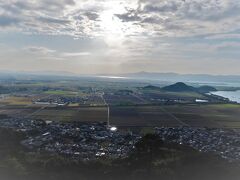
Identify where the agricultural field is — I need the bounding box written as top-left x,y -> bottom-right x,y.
43,90 -> 79,96
1,102 -> 240,129
0,106 -> 38,119
0,96 -> 33,105
30,107 -> 108,122
104,94 -> 145,105
139,91 -> 207,103
1,79 -> 240,129
109,104 -> 240,128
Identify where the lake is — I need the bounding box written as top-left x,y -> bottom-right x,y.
211,90 -> 240,103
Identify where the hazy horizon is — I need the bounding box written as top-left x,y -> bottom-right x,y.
1,69 -> 240,77
1,0 -> 240,75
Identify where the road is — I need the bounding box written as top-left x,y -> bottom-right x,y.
159,106 -> 190,127
100,93 -> 110,127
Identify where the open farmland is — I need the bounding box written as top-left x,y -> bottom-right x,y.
109,106 -> 183,127
43,90 -> 79,96
164,104 -> 240,128
104,93 -> 146,105
109,104 -> 240,128
0,106 -> 38,119
139,91 -> 207,103
0,96 -> 32,105
1,103 -> 240,128
1,80 -> 240,129
30,107 -> 108,122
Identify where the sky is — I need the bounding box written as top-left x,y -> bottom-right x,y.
0,0 -> 240,75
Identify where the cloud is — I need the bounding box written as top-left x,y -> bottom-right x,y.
83,12 -> 99,21
114,0 -> 240,37
0,0 -> 239,38
37,16 -> 71,25
115,9 -> 141,22
23,46 -> 91,59
1,0 -> 240,75
142,0 -> 180,13
204,33 -> 240,40
0,0 -> 77,34
62,52 -> 91,57
23,46 -> 56,56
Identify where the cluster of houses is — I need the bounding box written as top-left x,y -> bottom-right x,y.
0,117 -> 36,131
0,118 -> 140,160
155,127 -> 240,162
1,117 -> 240,162
34,95 -> 85,106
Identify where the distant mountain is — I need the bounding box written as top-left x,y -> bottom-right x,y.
117,72 -> 240,85
162,82 -> 196,92
197,86 -> 217,93
0,70 -> 81,81
142,85 -> 161,91
146,82 -> 217,93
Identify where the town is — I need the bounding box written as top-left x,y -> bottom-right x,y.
155,127 -> 240,162
0,117 -> 141,160
1,115 -> 240,162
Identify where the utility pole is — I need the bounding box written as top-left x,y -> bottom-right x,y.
102,93 -> 110,128
107,106 -> 110,127
102,93 -> 116,131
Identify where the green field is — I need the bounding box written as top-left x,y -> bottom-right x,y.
43,90 -> 79,96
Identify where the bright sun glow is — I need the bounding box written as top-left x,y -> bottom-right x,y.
98,1 -> 140,43
99,2 -> 126,42
71,0 -> 140,43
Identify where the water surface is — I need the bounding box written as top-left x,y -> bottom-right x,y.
211,90 -> 240,103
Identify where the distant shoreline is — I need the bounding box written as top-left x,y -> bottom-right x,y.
210,90 -> 240,104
